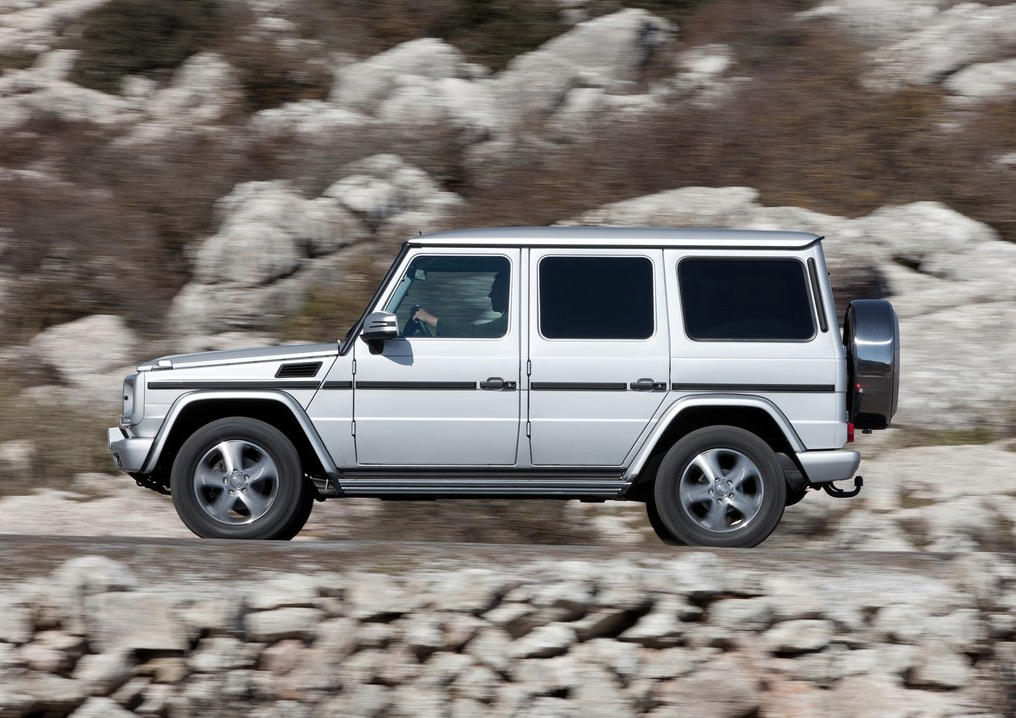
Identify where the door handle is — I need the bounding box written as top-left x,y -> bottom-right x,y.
630,378 -> 667,391
480,377 -> 517,391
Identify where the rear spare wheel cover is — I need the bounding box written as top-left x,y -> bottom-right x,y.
844,299 -> 900,430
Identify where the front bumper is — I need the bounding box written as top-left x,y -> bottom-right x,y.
797,449 -> 861,484
107,427 -> 154,473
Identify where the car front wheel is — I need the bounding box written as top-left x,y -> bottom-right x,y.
171,417 -> 311,540
653,426 -> 785,548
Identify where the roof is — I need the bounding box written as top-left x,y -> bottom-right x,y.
409,226 -> 823,250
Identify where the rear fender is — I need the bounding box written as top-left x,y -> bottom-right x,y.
626,394 -> 806,481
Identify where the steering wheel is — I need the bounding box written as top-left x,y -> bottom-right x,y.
402,305 -> 432,337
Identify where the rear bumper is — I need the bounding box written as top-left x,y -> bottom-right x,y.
107,427 -> 153,474
797,449 -> 861,484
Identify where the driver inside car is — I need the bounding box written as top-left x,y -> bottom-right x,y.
412,270 -> 509,338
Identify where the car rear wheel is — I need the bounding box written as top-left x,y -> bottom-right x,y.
653,426 -> 786,548
171,417 -> 312,540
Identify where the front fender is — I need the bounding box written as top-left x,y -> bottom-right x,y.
141,390 -> 339,479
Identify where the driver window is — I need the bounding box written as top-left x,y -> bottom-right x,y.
386,255 -> 511,339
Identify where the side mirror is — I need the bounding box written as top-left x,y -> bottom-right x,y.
361,311 -> 399,343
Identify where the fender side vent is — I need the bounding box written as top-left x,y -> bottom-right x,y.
276,361 -> 323,379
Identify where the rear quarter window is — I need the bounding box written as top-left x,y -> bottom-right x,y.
679,258 -> 816,341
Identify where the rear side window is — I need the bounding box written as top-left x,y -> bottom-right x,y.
539,256 -> 654,339
679,258 -> 816,341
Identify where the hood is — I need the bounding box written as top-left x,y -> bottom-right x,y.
138,342 -> 340,371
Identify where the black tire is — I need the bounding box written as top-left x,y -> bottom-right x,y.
645,498 -> 685,546
275,489 -> 315,541
653,426 -> 786,548
784,487 -> 810,507
171,417 -> 312,540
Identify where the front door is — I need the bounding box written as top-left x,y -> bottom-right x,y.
527,249 -> 670,466
352,249 -> 522,466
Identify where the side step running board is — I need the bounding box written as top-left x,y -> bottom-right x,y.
337,472 -> 628,499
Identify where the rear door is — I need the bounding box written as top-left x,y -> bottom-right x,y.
527,249 -> 670,466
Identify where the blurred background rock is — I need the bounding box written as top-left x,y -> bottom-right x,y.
1,0 -> 1015,546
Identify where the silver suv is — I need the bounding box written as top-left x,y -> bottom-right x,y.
108,227 -> 899,547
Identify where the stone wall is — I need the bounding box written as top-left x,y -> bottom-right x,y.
0,540 -> 1014,717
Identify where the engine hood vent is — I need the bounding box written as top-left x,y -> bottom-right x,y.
275,361 -> 323,379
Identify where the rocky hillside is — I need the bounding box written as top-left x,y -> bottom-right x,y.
1,0 -> 1016,539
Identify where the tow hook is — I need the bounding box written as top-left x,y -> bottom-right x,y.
823,476 -> 863,498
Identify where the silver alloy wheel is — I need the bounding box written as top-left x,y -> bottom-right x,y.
678,447 -> 764,533
192,439 -> 280,526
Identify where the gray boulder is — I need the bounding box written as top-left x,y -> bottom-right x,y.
27,314 -> 136,380
194,180 -> 365,285
19,314 -> 138,411
566,185 -> 761,227
249,100 -> 371,139
332,38 -> 481,113
168,180 -> 368,335
797,0 -> 955,46
897,302 -> 1016,429
858,200 -> 997,279
245,100 -> 378,194
147,52 -> 242,125
324,153 -> 464,228
39,556 -> 138,636
494,8 -> 675,128
863,2 -> 1016,90
90,591 -> 192,653
0,49 -> 140,132
378,75 -> 504,144
944,57 -> 1016,106
330,38 -> 500,144
0,0 -> 111,56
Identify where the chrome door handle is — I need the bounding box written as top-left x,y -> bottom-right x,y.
480,377 -> 517,391
630,378 -> 667,391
